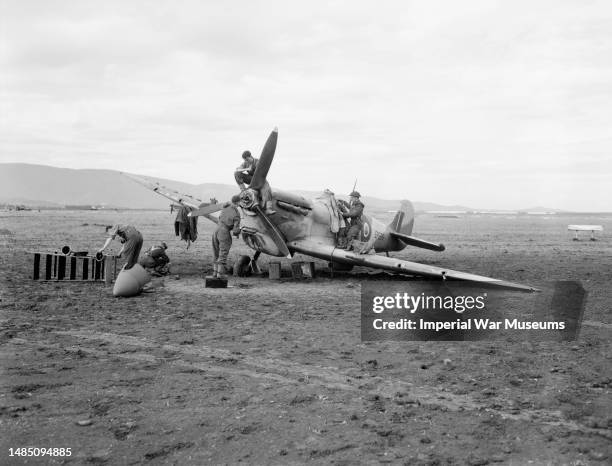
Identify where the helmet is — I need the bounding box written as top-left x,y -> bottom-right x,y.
242,150 -> 251,159
349,191 -> 361,198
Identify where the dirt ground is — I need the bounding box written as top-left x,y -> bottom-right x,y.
1,210 -> 611,465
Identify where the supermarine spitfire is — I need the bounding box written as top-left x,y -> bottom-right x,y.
126,127 -> 536,291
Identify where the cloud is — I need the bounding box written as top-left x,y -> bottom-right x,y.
1,0 -> 611,210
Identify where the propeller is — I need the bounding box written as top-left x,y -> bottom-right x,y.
253,204 -> 291,258
250,127 -> 290,257
250,127 -> 277,190
190,127 -> 291,258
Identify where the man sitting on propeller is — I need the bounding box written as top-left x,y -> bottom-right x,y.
234,150 -> 258,191
234,149 -> 274,214
193,128 -> 289,259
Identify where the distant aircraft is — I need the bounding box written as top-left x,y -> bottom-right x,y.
126,128 -> 536,291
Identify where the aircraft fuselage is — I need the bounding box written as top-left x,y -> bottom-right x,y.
238,189 -> 405,258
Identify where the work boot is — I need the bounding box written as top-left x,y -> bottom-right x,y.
217,264 -> 228,279
264,201 -> 276,215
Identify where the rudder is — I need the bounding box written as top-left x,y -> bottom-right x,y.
388,200 -> 414,235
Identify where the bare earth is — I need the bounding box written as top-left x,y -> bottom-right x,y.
1,210 -> 611,465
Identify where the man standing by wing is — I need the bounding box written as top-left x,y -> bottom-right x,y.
212,195 -> 241,278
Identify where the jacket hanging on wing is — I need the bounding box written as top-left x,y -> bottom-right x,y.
174,205 -> 198,242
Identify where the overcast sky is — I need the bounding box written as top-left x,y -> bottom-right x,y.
1,0 -> 611,210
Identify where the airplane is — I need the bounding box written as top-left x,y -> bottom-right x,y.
125,127 -> 536,291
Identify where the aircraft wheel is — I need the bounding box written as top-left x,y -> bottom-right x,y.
233,255 -> 252,277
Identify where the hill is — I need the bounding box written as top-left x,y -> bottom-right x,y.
0,164 -> 236,209
0,163 -> 521,213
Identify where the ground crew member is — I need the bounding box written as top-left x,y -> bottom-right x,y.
339,191 -> 365,250
212,195 -> 241,278
233,150 -> 275,214
139,242 -> 170,276
98,224 -> 143,269
234,151 -> 258,190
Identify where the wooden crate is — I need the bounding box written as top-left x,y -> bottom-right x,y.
32,252 -> 117,284
268,262 -> 282,280
291,261 -> 315,279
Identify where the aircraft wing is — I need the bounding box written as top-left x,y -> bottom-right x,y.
288,240 -> 537,291
123,173 -> 219,224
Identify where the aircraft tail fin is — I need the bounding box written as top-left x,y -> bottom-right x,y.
388,200 -> 414,235
388,200 -> 445,252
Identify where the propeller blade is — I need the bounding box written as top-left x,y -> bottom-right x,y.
253,204 -> 291,258
250,127 -> 277,190
188,203 -> 224,217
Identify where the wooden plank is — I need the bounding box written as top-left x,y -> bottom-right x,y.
82,257 -> 89,280
269,262 -> 281,280
57,255 -> 66,280
45,254 -> 52,280
94,258 -> 101,280
104,256 -> 115,284
301,262 -> 316,278
33,253 -> 40,280
69,257 -> 77,280
291,262 -> 304,279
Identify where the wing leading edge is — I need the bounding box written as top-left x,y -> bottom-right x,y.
288,240 -> 537,292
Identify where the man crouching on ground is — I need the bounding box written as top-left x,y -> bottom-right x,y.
139,242 -> 170,276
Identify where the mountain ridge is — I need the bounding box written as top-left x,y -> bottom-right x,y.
0,163 -> 561,212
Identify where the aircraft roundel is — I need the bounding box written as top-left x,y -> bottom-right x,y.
362,220 -> 371,240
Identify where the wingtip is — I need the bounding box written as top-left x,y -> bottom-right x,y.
273,126 -> 278,133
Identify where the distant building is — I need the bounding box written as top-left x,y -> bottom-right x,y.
65,205 -> 105,210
